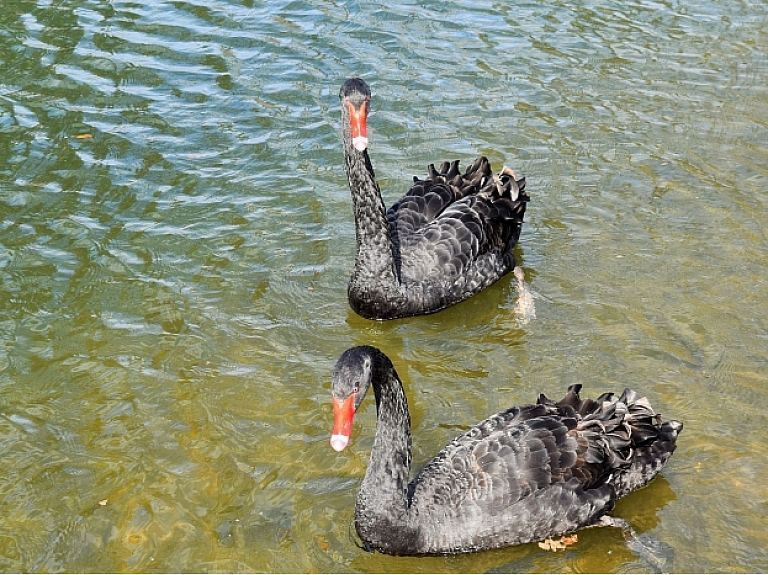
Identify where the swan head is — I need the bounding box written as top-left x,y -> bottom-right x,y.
339,78 -> 371,152
330,346 -> 378,451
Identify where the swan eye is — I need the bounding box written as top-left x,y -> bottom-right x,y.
353,384 -> 359,394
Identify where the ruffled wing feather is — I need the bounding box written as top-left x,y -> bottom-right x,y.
387,158 -> 528,284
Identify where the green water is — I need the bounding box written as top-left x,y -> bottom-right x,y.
1,0 -> 767,572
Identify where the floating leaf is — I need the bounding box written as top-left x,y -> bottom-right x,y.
562,533 -> 578,546
538,538 -> 565,552
538,533 -> 578,552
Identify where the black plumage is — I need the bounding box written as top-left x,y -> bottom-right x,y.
339,79 -> 529,320
330,346 -> 683,556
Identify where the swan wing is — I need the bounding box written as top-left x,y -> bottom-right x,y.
388,158 -> 527,283
406,402 -> 620,551
410,403 -> 604,510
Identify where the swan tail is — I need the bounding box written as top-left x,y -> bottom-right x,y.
418,157 -> 528,205
476,164 -> 529,252
538,385 -> 683,498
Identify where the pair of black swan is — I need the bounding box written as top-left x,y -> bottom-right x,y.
330,79 -> 682,556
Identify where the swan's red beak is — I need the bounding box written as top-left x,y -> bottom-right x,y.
345,99 -> 369,152
331,394 -> 356,452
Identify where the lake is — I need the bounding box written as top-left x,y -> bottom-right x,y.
1,0 -> 767,572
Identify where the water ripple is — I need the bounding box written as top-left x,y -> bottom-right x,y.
1,0 -> 767,572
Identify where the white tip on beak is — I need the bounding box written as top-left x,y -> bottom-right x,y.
330,434 -> 349,452
352,136 -> 368,152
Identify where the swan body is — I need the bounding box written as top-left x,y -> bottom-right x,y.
330,346 -> 683,556
339,78 -> 529,320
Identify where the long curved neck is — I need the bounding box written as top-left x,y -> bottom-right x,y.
341,123 -> 399,286
355,354 -> 413,546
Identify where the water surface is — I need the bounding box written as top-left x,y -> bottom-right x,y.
1,0 -> 767,572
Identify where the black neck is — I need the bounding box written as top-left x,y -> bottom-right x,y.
341,121 -> 399,284
354,352 -> 413,544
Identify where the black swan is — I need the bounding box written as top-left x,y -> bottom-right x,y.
330,346 -> 683,556
339,78 -> 530,320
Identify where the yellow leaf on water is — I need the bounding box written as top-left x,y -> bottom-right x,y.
538,538 -> 565,552
538,534 -> 578,552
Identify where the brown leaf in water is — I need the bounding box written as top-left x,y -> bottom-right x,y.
538,538 -> 565,552
562,533 -> 578,546
538,533 -> 578,552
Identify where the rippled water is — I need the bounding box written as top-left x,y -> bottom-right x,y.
1,0 -> 767,572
